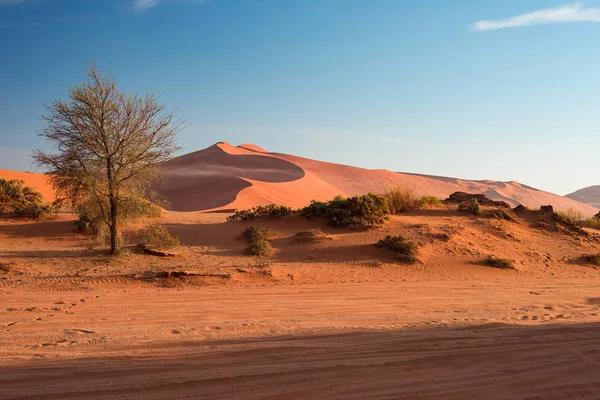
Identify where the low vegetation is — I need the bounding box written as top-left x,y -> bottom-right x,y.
300,193 -> 390,229
418,196 -> 443,208
483,256 -> 515,270
458,198 -> 482,216
578,217 -> 600,230
0,178 -> 56,220
384,186 -> 418,213
241,226 -> 275,256
291,229 -> 332,244
227,204 -> 294,221
583,253 -> 600,267
375,234 -> 418,263
557,208 -> 584,224
138,224 -> 180,250
483,208 -> 518,222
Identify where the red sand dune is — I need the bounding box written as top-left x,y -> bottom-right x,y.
154,142 -> 599,217
0,170 -> 54,202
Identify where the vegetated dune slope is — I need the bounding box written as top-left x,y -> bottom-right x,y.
154,142 -> 599,217
566,185 -> 600,208
0,170 -> 54,202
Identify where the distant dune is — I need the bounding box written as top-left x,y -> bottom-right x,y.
153,142 -> 599,217
0,170 -> 54,202
566,186 -> 600,209
2,145 -> 597,217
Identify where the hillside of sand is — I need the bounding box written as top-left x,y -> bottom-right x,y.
2,143 -> 597,217
154,142 -> 599,217
566,185 -> 600,208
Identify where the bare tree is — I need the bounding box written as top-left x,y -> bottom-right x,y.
34,64 -> 182,254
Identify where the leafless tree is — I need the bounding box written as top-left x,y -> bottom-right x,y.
34,64 -> 182,254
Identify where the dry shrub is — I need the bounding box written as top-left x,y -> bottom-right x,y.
578,218 -> 600,230
138,224 -> 180,250
483,209 -> 518,222
384,186 -> 418,214
418,196 -> 443,208
376,234 -> 418,263
483,256 -> 515,270
300,193 -> 390,229
583,253 -> 600,266
557,208 -> 584,223
228,204 -> 294,221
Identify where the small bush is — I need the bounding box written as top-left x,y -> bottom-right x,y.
241,226 -> 275,257
458,198 -> 482,216
228,204 -> 294,221
138,224 -> 180,250
384,186 -> 417,214
584,253 -> 600,266
0,178 -> 55,220
376,234 -> 418,263
418,196 -> 443,208
483,256 -> 515,270
241,226 -> 274,242
291,229 -> 331,244
557,208 -> 584,223
300,193 -> 390,229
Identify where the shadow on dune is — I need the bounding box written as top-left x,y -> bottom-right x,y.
2,322 -> 600,400
154,147 -> 306,212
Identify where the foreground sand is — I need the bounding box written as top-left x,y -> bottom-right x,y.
2,209 -> 600,399
2,279 -> 600,399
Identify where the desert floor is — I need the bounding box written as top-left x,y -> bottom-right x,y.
2,210 -> 600,399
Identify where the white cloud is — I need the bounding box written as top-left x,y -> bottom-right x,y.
472,2 -> 600,32
134,0 -> 205,12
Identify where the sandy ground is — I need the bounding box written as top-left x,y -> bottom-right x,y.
2,209 -> 600,399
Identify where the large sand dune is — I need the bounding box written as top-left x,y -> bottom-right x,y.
566,185 -> 600,208
155,142 -> 599,216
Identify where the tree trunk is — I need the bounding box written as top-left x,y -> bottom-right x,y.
109,196 -> 119,255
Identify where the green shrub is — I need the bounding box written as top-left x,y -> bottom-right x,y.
241,226 -> 275,256
458,198 -> 482,216
557,208 -> 584,223
228,204 -> 294,221
138,224 -> 180,250
376,234 -> 418,263
0,178 -> 55,220
483,256 -> 515,270
300,193 -> 390,229
418,196 -> 443,208
384,186 -> 417,213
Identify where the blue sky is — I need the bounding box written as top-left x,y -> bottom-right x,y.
1,0 -> 599,195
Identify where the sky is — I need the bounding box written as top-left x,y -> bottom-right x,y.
1,0 -> 599,195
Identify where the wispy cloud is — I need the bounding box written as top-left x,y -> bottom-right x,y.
134,0 -> 205,12
472,2 -> 600,32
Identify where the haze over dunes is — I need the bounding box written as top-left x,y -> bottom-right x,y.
566,186 -> 600,208
154,142 -> 599,216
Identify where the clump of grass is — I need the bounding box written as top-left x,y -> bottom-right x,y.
138,224 -> 180,250
578,217 -> 600,230
375,234 -> 418,263
291,229 -> 332,244
384,186 -> 418,214
418,196 -> 443,208
300,193 -> 390,229
458,198 -> 482,216
483,256 -> 515,270
241,226 -> 275,257
557,208 -> 584,224
228,204 -> 294,222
